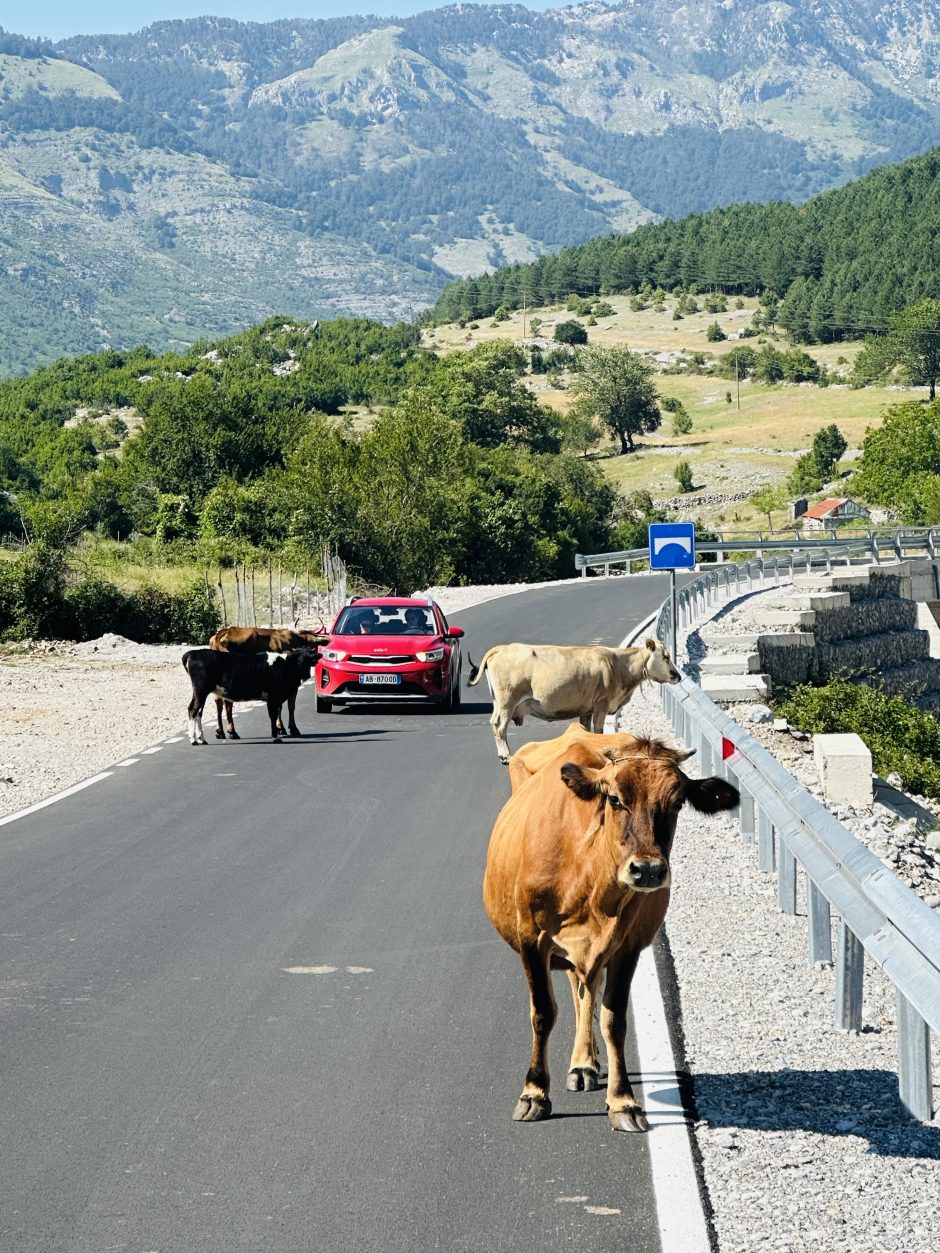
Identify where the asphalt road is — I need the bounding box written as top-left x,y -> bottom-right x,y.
0,575 -> 682,1253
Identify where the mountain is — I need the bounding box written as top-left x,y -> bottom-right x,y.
1,2 -> 940,372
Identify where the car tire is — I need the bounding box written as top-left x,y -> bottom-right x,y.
316,695 -> 334,713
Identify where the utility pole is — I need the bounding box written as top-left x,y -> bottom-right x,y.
521,291 -> 527,343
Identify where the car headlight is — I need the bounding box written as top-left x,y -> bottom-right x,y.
322,647 -> 347,662
415,646 -> 445,662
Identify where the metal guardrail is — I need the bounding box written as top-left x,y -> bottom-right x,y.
576,527 -> 940,577
654,560 -> 940,1122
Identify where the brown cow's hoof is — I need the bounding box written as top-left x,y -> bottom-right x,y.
512,1095 -> 552,1122
215,730 -> 225,740
566,1067 -> 599,1092
607,1106 -> 649,1133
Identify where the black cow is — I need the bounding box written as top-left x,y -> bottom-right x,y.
182,649 -> 316,745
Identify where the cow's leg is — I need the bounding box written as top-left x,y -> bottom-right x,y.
590,702 -> 608,733
266,698 -> 283,741
579,713 -> 592,730
600,947 -> 648,1132
514,940 -> 556,1122
565,969 -> 601,1092
187,692 -> 208,746
491,705 -> 513,764
285,688 -> 301,737
224,699 -> 240,740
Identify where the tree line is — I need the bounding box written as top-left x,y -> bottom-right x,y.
0,320 -> 626,594
428,146 -> 940,346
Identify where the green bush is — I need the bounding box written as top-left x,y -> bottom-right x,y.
779,677 -> 940,798
673,459 -> 694,493
554,320 -> 588,346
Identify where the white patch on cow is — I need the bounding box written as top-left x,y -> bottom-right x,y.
265,652 -> 280,667
584,1206 -> 621,1216
346,966 -> 373,974
556,1196 -> 589,1204
283,965 -> 338,975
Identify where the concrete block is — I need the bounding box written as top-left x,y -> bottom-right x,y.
700,673 -> 770,702
813,733 -> 873,808
699,652 -> 762,674
762,591 -> 850,612
752,609 -> 817,629
792,572 -> 871,592
699,628 -> 761,653
916,602 -> 940,660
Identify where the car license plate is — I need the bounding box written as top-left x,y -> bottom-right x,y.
360,673 -> 400,685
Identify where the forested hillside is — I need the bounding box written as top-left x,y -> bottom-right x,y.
3,0 -> 940,372
430,147 -> 940,343
0,319 -> 616,596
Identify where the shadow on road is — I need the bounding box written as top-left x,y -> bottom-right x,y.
692,1067 -> 940,1158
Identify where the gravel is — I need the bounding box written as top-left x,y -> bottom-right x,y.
3,580 -> 938,1251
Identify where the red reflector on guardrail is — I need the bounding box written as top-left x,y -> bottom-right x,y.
722,737 -> 736,761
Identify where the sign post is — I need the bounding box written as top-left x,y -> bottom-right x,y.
648,522 -> 697,662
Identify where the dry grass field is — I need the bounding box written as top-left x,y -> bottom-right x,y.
424,294 -> 921,531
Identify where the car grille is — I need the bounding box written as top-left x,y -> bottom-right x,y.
348,654 -> 415,665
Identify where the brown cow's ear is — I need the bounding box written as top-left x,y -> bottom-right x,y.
560,762 -> 602,800
685,776 -> 740,814
645,638 -> 657,651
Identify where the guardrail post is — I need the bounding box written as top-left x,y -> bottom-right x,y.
777,834 -> 797,914
896,991 -> 934,1122
757,806 -> 775,872
834,920 -> 864,1033
737,783 -> 755,845
807,879 -> 832,965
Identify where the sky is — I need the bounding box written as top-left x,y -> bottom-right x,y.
8,0 -> 560,41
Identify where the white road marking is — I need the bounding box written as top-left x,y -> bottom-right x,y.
0,773 -> 115,829
140,747 -> 162,755
584,1206 -> 621,1216
346,966 -> 373,974
616,617 -> 711,1253
164,736 -> 184,744
115,759 -> 140,768
283,965 -> 338,975
556,1196 -> 589,1204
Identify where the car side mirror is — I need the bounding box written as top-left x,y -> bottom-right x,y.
447,626 -> 465,638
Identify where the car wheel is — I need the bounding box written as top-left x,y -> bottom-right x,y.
451,666 -> 462,709
316,694 -> 333,713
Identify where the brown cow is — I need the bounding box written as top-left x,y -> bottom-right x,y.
208,626 -> 326,738
483,729 -> 738,1131
467,638 -> 681,763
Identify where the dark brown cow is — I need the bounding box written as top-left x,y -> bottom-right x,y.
483,729 -> 738,1131
208,626 -> 326,738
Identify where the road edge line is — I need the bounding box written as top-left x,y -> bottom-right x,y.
0,772 -> 115,829
615,612 -> 714,1253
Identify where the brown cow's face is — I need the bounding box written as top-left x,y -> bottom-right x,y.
560,751 -> 740,894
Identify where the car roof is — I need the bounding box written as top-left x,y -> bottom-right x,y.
345,597 -> 437,608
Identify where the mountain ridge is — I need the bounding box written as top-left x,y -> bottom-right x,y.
0,1 -> 939,372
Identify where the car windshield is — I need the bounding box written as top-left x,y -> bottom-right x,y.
333,606 -> 437,636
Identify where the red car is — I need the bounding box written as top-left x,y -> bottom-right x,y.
314,596 -> 465,712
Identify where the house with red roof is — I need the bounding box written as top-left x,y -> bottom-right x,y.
799,497 -> 870,530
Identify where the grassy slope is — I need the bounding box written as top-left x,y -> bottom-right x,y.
424,294 -> 912,531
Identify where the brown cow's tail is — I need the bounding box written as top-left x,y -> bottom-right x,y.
466,648 -> 496,687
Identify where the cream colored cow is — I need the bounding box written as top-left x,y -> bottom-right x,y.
466,638 -> 681,763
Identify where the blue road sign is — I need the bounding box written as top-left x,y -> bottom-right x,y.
648,521 -> 696,570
